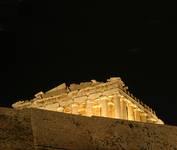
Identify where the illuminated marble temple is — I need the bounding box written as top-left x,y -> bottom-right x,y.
12,77 -> 164,124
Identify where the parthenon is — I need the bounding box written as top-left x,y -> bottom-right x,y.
12,77 -> 164,124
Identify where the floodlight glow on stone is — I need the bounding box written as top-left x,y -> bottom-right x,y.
12,77 -> 164,124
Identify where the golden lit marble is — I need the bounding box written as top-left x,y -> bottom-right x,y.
12,77 -> 164,124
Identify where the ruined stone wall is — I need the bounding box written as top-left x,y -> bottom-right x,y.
0,107 -> 177,150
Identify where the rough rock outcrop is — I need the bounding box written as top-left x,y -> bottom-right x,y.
0,107 -> 34,150
0,107 -> 177,150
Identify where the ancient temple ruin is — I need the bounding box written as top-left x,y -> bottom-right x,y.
12,77 -> 164,124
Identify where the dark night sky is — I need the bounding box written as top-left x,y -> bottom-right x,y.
0,0 -> 177,125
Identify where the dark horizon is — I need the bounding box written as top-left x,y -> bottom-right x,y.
0,0 -> 176,125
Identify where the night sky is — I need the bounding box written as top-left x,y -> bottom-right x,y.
0,1 -> 177,125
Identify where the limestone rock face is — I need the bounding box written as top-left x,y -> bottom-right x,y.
0,107 -> 34,150
0,107 -> 177,150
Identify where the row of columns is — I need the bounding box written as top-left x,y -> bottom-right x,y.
57,94 -> 157,123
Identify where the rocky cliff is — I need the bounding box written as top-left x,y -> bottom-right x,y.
0,107 -> 177,150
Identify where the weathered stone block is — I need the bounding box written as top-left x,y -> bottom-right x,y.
74,96 -> 88,103
68,90 -> 78,97
44,103 -> 59,110
88,92 -> 102,99
60,99 -> 73,107
102,88 -> 119,96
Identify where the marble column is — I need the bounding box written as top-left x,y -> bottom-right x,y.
100,97 -> 108,117
107,101 -> 115,118
140,113 -> 147,122
71,103 -> 79,115
113,95 -> 121,119
78,103 -> 86,115
127,104 -> 134,121
86,100 -> 93,116
93,104 -> 101,116
120,97 -> 128,119
134,109 -> 141,121
120,98 -> 123,119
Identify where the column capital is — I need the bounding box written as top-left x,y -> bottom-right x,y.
127,102 -> 134,107
72,103 -> 79,107
100,96 -> 108,100
140,112 -> 147,116
134,107 -> 142,112
113,93 -> 122,99
108,101 -> 114,106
